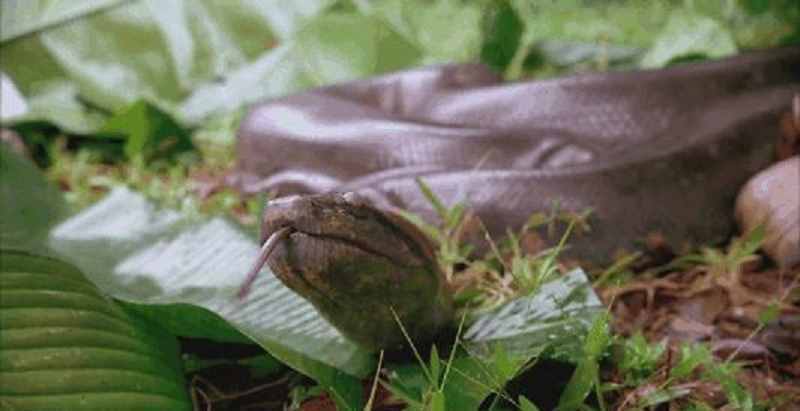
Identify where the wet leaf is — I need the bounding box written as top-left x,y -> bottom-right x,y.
640,9 -> 737,68
0,144 -> 68,254
100,100 -> 193,160
0,250 -> 191,411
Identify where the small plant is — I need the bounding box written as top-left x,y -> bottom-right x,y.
524,200 -> 593,239
592,251 -> 641,287
287,384 -> 327,410
558,311 -> 613,411
499,218 -> 575,297
396,178 -> 476,282
608,336 -> 769,410
400,178 -> 588,313
617,333 -> 666,385
45,140 -> 262,226
669,224 -> 765,281
670,343 -> 712,381
386,311 -> 468,411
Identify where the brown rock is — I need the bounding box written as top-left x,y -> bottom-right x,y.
735,156 -> 800,268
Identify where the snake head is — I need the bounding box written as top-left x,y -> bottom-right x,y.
252,192 -> 454,351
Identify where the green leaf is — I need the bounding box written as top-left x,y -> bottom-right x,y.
385,377 -> 424,408
489,344 -> 517,383
396,209 -> 443,243
429,345 -> 441,386
0,0 -> 127,42
557,312 -> 611,411
638,386 -> 693,408
519,396 -> 541,411
640,9 -> 737,68
496,0 -> 796,76
429,390 -> 446,411
757,301 -> 780,326
293,11 -> 420,86
672,343 -> 712,380
389,350 -> 521,411
363,0 -> 483,65
618,333 -> 666,384
480,0 -> 525,71
704,362 -> 755,411
0,250 -> 191,411
733,224 -> 765,260
415,178 -> 449,221
510,1 -> 671,48
465,270 -> 604,363
100,100 -> 193,160
0,144 -> 68,254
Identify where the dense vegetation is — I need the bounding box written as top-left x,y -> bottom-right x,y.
1,1 -> 798,410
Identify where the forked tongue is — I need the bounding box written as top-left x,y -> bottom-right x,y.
237,226 -> 292,299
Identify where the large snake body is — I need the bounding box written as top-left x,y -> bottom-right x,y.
235,47 -> 800,350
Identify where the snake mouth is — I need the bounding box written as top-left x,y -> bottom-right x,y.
272,231 -> 333,297
239,225 -> 344,311
274,230 -> 387,298
300,230 -> 412,267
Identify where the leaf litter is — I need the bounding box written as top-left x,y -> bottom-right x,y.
599,228 -> 800,409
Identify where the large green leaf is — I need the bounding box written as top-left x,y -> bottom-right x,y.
0,250 -> 191,411
640,9 -> 737,68
0,143 -> 68,254
0,0 -> 127,43
490,0 -> 797,77
361,0 -> 483,65
507,0 -> 796,51
100,100 -> 194,160
177,10 -> 421,125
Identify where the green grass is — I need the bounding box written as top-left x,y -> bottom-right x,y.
44,137 -> 262,227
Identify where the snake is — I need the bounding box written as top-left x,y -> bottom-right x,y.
234,47 -> 800,351
239,192 -> 453,351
